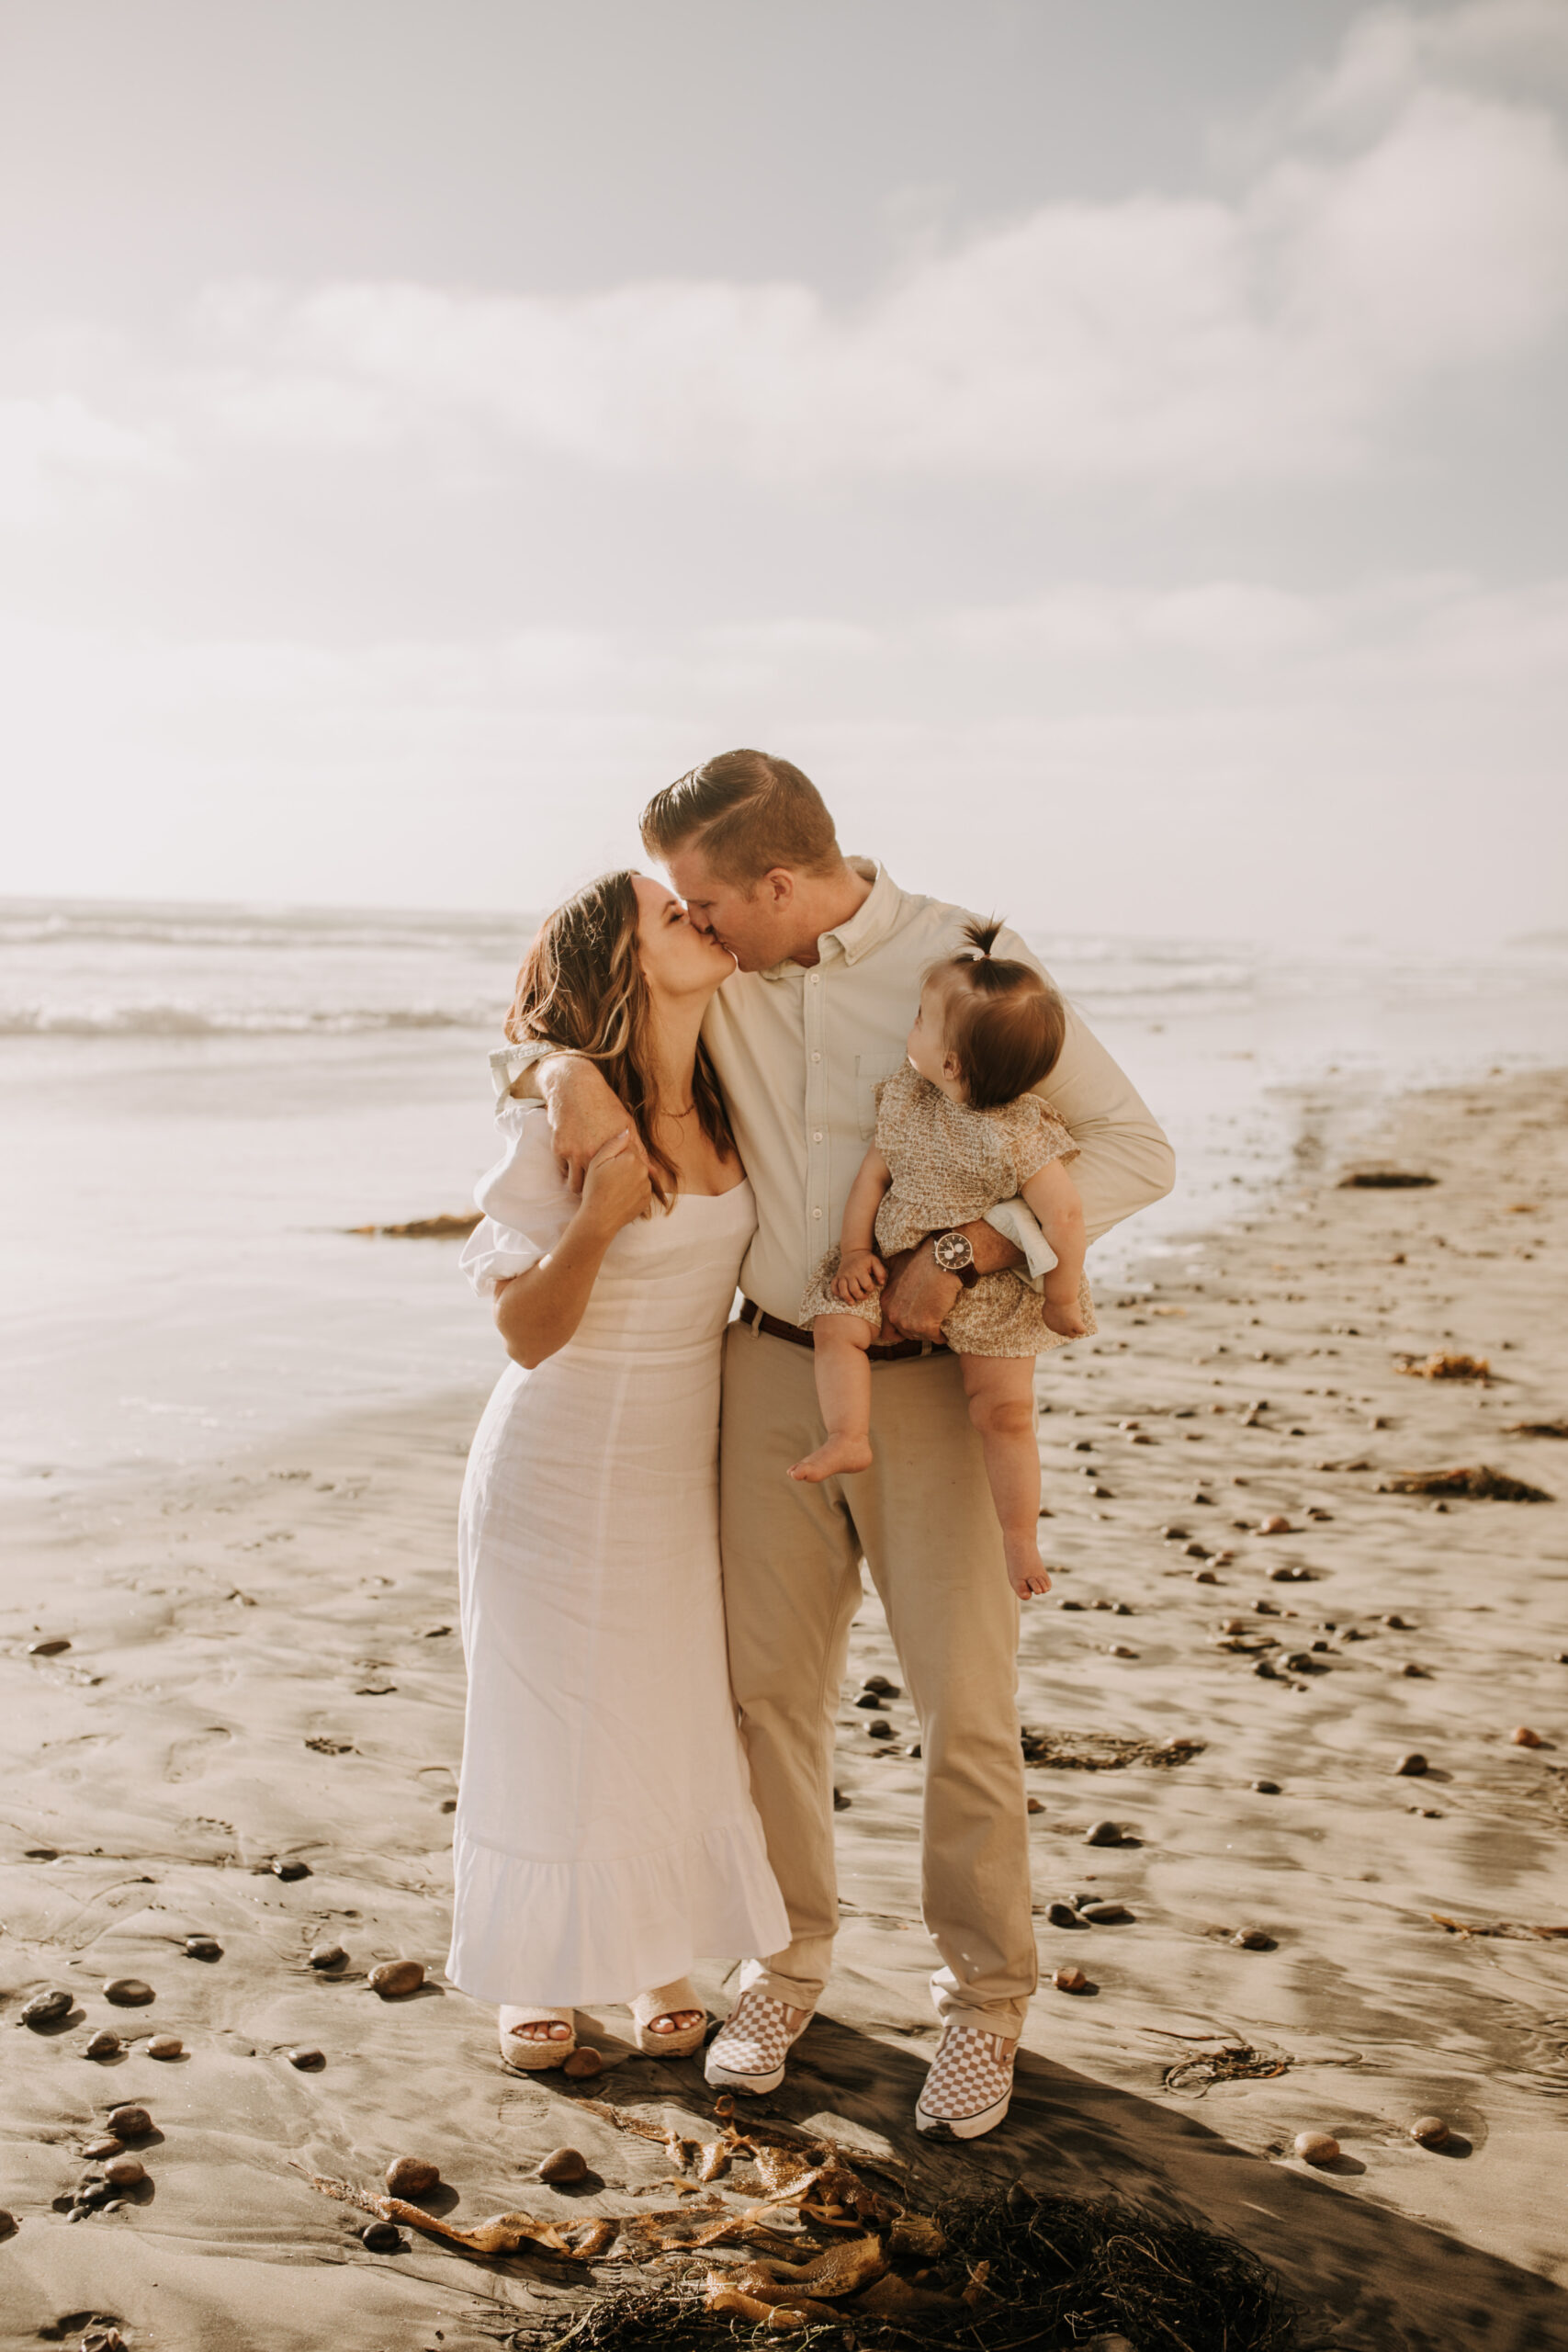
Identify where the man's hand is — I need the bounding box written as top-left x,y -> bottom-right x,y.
536,1057 -> 647,1193
879,1243 -> 961,1343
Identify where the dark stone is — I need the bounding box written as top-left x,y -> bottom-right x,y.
20,1987 -> 73,2028
1393,1752 -> 1429,1777
1045,1901 -> 1085,1928
184,1937 -> 222,1962
272,1859 -> 311,1881
1078,1901 -> 1134,1925
1084,1820 -> 1124,1847
1252,1780 -> 1281,1794
361,2219 -> 403,2252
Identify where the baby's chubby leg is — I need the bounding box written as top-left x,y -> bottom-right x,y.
789,1316 -> 875,1483
959,1354 -> 1051,1599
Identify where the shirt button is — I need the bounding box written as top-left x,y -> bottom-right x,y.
811,1052 -> 821,1063
812,1130 -> 823,1142
809,973 -> 819,984
812,1207 -> 823,1219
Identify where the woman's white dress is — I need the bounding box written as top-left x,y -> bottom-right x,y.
447,1102 -> 788,2007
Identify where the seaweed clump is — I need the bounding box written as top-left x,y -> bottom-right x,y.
1377,1464 -> 1552,1502
533,2185 -> 1298,2352
1020,1729 -> 1205,1771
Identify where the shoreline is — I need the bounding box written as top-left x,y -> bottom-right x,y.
2,1068 -> 1565,2350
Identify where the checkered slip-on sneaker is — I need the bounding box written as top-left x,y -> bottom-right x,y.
914,2022 -> 1016,2140
703,1988 -> 812,2095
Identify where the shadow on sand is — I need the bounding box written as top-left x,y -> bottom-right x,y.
673,2015 -> 1568,2352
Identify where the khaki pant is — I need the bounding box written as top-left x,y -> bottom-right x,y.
719,1318 -> 1037,2038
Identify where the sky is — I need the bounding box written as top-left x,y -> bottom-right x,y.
1,0 -> 1565,945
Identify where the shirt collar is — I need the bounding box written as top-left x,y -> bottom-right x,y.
760,858 -> 906,980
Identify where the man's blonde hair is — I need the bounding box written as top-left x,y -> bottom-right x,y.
640,749 -> 841,888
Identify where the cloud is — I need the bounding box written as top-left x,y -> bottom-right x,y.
0,391 -> 175,520
4,568 -> 1562,944
164,16 -> 1568,492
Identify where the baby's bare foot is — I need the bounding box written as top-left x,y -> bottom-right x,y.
789,1435 -> 874,1483
1006,1544 -> 1053,1599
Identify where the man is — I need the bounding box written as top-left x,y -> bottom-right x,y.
521,749 -> 1174,2138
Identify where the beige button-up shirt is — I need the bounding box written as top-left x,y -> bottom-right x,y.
496,859 -> 1175,1324
699,862 -> 1174,1320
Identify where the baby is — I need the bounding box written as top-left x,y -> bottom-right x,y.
790,920 -> 1094,1600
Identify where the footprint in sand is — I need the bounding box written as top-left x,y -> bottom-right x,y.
164,1725 -> 233,1783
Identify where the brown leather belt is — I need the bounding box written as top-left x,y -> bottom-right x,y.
737,1296 -> 948,1363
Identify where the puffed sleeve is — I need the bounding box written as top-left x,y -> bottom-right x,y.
1007,1094 -> 1081,1191
457,1097 -> 575,1299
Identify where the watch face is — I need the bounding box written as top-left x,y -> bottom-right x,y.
934,1231 -> 974,1272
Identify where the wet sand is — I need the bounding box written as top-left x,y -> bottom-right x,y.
2,1068 -> 1565,2351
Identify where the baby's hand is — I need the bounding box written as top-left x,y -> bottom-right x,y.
1041,1288 -> 1088,1340
832,1248 -> 886,1303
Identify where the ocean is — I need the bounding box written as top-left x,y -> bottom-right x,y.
4,896 -> 1564,1496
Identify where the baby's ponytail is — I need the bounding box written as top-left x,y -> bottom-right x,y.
960,915 -> 1004,960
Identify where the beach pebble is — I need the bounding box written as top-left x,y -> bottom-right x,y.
0,2210 -> 15,2237
104,2156 -> 145,2188
147,2035 -> 183,2059
103,1978 -> 155,2007
1222,1618 -> 1253,1634
536,2147 -> 588,2185
1045,1901 -> 1084,1928
1294,2132 -> 1340,2165
1191,1568 -> 1218,1584
1393,1752 -> 1428,1777
1079,1901 -> 1134,1925
20,1986 -> 73,2027
361,2219 -> 403,2252
561,2046 -> 604,2078
108,2105 -> 152,2138
1258,1515 -> 1292,1535
1106,1643 -> 1138,1658
308,1942 -> 348,1971
83,2138 -> 123,2160
184,1936 -> 222,1961
287,2045 -> 325,2070
1270,1566 -> 1314,1584
386,2155 -> 441,2196
1252,1780 -> 1281,1795
832,1788 -> 850,1812
368,1960 -> 424,1998
1233,1928 -> 1273,1951
271,1858 -> 311,1881
1084,1820 -> 1125,1847
1409,2115 -> 1450,2147
1382,1613 -> 1413,1629
27,1635 -> 71,1656
862,1674 -> 898,1697
865,1718 -> 895,1738
1511,1726 -> 1545,1747
1026,1796 -> 1044,1814
85,2028 -> 122,2060
1053,1967 -> 1089,1994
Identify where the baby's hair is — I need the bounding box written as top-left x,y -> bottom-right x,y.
925,916 -> 1066,1110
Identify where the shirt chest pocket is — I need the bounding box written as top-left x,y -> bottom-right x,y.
854,1053 -> 908,1140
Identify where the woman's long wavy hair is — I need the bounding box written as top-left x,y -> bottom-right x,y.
504,870 -> 733,1209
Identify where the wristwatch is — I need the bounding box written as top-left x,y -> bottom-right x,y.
931,1230 -> 980,1288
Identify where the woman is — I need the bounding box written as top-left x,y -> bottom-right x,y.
448,870 -> 787,2070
